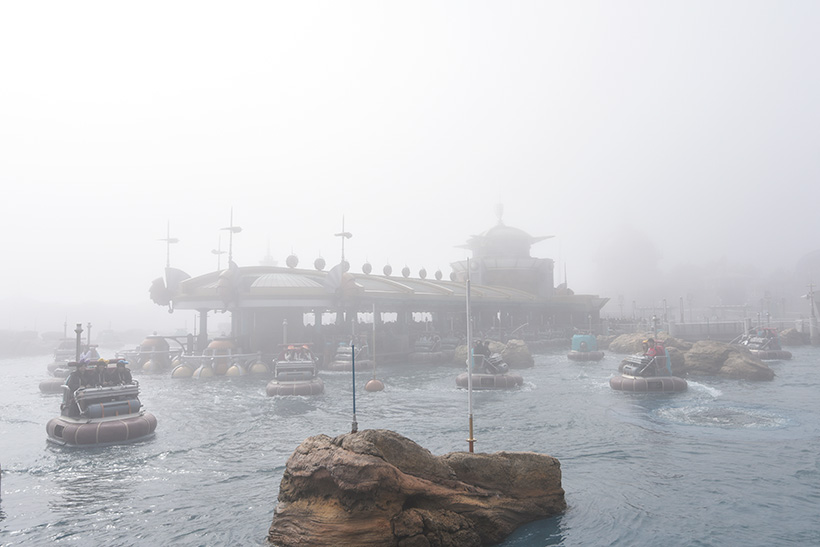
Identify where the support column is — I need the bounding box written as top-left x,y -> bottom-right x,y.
197,309 -> 209,353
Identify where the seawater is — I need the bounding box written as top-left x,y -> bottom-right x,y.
1,347 -> 819,546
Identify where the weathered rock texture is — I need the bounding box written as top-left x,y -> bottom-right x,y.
268,429 -> 565,546
609,334 -> 774,381
779,327 -> 808,346
453,339 -> 534,369
608,332 -> 693,354
596,335 -> 617,350
684,340 -> 775,380
500,339 -> 535,369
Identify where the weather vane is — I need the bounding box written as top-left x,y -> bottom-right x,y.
158,220 -> 179,268
334,215 -> 352,267
220,207 -> 242,264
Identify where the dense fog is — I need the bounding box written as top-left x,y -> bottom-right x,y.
2,1 -> 819,333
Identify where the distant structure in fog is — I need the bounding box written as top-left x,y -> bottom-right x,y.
451,204 -> 555,297
149,209 -> 608,355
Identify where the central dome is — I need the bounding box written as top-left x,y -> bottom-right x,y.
461,221 -> 552,260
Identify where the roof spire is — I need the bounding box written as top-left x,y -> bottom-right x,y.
494,203 -> 504,225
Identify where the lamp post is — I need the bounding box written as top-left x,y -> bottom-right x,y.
74,323 -> 83,362
808,283 -> 819,346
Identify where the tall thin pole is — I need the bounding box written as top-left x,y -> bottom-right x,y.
351,343 -> 358,433
166,220 -> 171,268
212,233 -> 225,271
228,208 -> 234,263
364,304 -> 384,392
371,304 -> 377,381
334,216 -> 353,270
158,220 -> 179,269
808,282 -> 818,346
466,259 -> 475,453
221,207 -> 242,265
341,216 -> 346,264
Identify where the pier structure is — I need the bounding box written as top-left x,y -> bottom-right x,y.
150,216 -> 608,361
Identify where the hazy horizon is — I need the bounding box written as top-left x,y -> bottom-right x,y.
3,1 -> 819,333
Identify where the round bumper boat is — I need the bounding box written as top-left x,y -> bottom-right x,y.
47,381 -> 157,447
750,349 -> 792,360
266,377 -> 324,396
457,353 -> 523,390
610,354 -> 687,392
267,345 -> 324,396
609,374 -> 687,392
567,350 -> 605,362
455,372 -> 524,390
47,412 -> 158,447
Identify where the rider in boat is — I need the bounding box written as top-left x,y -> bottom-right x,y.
643,338 -> 666,376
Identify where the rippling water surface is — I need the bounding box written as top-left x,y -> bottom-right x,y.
2,346 -> 819,546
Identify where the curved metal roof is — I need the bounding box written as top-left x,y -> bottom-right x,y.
252,273 -> 324,289
169,265 -> 606,314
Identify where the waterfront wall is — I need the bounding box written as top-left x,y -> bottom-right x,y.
667,321 -> 745,342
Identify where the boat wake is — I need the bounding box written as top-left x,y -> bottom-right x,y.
685,381 -> 722,397
657,404 -> 788,430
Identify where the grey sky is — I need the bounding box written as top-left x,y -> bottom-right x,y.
2,1 -> 818,331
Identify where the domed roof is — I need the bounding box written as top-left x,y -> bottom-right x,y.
459,206 -> 552,259
481,223 -> 538,243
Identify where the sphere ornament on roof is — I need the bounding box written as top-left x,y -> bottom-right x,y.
419,268 -> 427,279
383,264 -> 392,276
314,257 -> 326,271
401,266 -> 410,278
286,254 -> 299,268
362,262 -> 372,275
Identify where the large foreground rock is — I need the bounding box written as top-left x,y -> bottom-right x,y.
268,429 -> 565,546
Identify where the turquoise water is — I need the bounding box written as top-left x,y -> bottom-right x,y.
1,347 -> 819,546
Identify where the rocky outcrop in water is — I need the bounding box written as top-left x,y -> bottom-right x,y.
779,327 -> 808,346
608,332 -> 693,354
596,335 -> 617,350
684,340 -> 775,380
268,429 -> 566,546
609,333 -> 774,381
500,339 -> 534,369
453,339 -> 534,369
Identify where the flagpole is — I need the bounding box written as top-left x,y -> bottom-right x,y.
466,259 -> 475,452
365,303 -> 384,391
351,342 -> 358,433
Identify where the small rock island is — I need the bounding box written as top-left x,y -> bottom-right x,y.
268,429 -> 566,546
